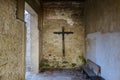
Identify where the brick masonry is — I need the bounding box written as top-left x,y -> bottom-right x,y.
41,4 -> 85,69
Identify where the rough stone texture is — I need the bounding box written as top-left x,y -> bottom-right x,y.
0,0 -> 25,80
85,0 -> 120,80
42,3 -> 85,69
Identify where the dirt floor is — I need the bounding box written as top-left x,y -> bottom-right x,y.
25,69 -> 89,80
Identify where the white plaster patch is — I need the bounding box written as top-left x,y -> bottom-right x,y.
66,19 -> 74,26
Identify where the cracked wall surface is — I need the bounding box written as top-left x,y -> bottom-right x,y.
0,0 -> 25,80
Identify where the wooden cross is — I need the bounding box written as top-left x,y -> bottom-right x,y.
53,27 -> 73,60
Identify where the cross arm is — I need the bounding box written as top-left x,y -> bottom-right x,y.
53,32 -> 62,34
64,32 -> 73,34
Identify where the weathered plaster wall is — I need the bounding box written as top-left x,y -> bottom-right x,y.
85,0 -> 120,80
85,0 -> 120,33
86,32 -> 120,80
42,3 -> 85,69
0,0 -> 25,80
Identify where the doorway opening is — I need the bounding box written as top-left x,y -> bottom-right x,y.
24,2 -> 39,80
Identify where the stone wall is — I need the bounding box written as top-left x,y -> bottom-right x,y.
0,0 -> 25,80
85,0 -> 120,33
41,2 -> 85,69
85,0 -> 120,80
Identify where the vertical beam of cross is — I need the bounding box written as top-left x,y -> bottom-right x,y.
53,27 -> 73,61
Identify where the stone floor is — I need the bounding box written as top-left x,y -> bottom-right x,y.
25,69 -> 88,80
